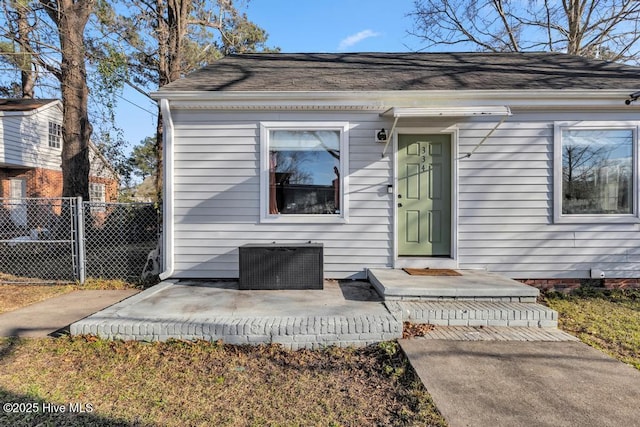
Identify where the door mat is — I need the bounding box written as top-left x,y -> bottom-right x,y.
403,268 -> 462,276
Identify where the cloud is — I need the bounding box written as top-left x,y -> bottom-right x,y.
338,29 -> 381,50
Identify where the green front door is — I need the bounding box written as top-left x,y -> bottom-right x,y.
397,134 -> 452,256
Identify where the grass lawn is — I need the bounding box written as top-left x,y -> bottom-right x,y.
543,288 -> 640,370
0,337 -> 446,426
4,282 -> 637,425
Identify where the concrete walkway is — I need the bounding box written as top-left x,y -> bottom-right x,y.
400,339 -> 640,427
0,289 -> 139,337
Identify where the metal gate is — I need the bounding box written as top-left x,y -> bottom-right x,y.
0,197 -> 158,284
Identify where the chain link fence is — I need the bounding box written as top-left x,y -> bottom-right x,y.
84,202 -> 159,283
0,198 -> 77,282
0,197 -> 159,284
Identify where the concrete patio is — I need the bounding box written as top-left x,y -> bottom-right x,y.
71,279 -> 402,349
70,269 -> 566,348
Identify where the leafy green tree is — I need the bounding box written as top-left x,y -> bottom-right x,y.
129,136 -> 157,180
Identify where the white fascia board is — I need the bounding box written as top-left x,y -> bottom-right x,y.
149,89 -> 640,110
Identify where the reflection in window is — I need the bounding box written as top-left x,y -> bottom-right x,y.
269,130 -> 340,215
562,129 -> 633,215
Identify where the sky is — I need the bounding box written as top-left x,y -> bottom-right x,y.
115,0 -> 422,152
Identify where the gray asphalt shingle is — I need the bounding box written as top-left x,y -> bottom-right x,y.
158,52 -> 640,92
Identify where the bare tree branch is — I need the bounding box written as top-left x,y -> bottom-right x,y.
410,0 -> 640,63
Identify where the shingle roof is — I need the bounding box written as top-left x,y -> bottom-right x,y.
158,52 -> 640,92
0,98 -> 58,111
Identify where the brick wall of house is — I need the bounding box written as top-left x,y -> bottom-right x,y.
0,167 -> 117,201
518,278 -> 640,292
89,176 -> 118,203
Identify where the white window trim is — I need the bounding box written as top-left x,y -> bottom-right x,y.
259,121 -> 349,223
48,121 -> 62,149
89,182 -> 107,213
553,121 -> 640,224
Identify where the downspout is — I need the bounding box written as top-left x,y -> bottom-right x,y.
159,98 -> 175,280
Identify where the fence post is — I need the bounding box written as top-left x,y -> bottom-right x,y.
76,196 -> 86,284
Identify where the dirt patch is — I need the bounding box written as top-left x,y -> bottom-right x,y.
403,322 -> 436,339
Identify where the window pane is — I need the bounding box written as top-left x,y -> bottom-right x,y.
48,122 -> 61,148
269,130 -> 340,215
562,129 -> 633,214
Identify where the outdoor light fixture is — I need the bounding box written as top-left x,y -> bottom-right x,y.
376,128 -> 387,143
625,91 -> 640,105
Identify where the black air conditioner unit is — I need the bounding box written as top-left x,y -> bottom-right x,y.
239,243 -> 323,290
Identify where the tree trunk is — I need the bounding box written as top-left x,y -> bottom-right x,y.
42,0 -> 94,199
15,3 -> 35,98
154,0 -> 189,201
564,0 -> 584,55
155,0 -> 169,201
155,105 -> 163,202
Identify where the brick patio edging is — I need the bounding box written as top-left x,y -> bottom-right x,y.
70,313 -> 403,350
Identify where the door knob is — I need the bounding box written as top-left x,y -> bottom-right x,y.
398,203 -> 403,207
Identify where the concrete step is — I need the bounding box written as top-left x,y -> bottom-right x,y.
368,268 -> 539,302
387,300 -> 558,328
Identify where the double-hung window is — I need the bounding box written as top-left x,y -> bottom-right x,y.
260,122 -> 349,222
48,121 -> 62,148
554,122 -> 639,223
89,182 -> 106,213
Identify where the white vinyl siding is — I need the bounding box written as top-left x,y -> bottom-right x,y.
0,103 -> 62,169
171,110 -> 393,279
457,111 -> 640,279
170,108 -> 640,280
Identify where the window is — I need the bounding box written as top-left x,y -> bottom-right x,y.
554,122 -> 638,222
48,121 -> 62,148
89,182 -> 106,213
260,122 -> 349,222
9,178 -> 27,227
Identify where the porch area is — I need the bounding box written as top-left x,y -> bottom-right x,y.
71,269 -> 565,348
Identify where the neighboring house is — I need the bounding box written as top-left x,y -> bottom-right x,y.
151,52 -> 640,282
0,98 -> 118,207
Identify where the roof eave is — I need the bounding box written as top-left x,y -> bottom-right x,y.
0,99 -> 62,116
149,89 -> 639,110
